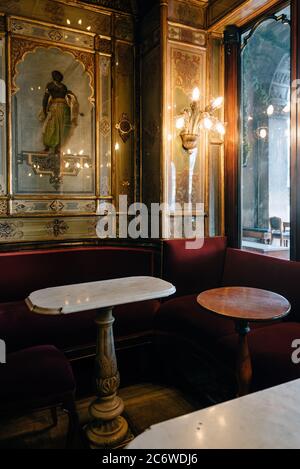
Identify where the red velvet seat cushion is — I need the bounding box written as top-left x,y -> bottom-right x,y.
222,248 -> 300,322
0,345 -> 75,402
155,294 -> 236,346
162,237 -> 227,297
155,294 -> 271,349
216,323 -> 300,391
0,299 -> 160,353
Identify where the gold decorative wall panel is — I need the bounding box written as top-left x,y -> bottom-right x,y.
0,216 -> 99,242
168,0 -> 207,29
98,54 -> 112,197
166,42 -> 207,209
114,41 -> 135,206
0,0 -> 112,36
168,22 -> 206,47
0,1 -> 136,244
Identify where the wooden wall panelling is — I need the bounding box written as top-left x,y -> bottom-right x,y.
140,4 -> 161,209
224,25 -> 241,248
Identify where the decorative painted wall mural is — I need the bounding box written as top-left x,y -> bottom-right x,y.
12,44 -> 95,194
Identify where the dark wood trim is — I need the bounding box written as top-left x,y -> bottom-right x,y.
290,0 -> 300,260
224,25 -> 241,248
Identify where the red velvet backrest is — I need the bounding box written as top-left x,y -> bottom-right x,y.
162,237 -> 227,297
0,246 -> 157,302
222,248 -> 300,322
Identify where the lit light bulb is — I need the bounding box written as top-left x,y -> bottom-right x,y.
283,102 -> 290,113
65,162 -> 70,169
76,162 -> 81,169
259,128 -> 267,139
84,163 -> 89,169
267,104 -> 274,116
87,26 -> 91,31
215,122 -> 225,135
203,117 -> 213,130
79,149 -> 84,155
66,19 -> 71,25
212,96 -> 224,109
192,87 -> 200,101
248,116 -> 253,121
176,117 -> 185,130
78,19 -> 82,25
115,142 -> 120,151
67,149 -> 71,155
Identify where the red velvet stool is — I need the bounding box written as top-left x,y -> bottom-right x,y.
0,345 -> 78,448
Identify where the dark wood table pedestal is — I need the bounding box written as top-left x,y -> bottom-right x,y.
197,287 -> 291,396
235,320 -> 252,397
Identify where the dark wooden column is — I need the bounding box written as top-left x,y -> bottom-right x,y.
224,25 -> 241,248
290,0 -> 300,260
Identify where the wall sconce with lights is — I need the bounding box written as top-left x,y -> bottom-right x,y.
176,87 -> 225,154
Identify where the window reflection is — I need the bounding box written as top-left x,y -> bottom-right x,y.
241,6 -> 291,259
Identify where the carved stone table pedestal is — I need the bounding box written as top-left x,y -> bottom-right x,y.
26,276 -> 176,449
85,307 -> 128,449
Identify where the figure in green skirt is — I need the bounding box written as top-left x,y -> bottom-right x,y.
39,70 -> 79,153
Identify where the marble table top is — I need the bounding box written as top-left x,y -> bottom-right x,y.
127,379 -> 300,449
26,276 -> 176,315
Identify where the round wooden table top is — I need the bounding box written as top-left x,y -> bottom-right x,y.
197,287 -> 291,322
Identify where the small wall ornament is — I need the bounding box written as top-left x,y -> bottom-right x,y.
115,113 -> 134,143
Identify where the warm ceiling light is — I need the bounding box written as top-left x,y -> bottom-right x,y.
66,19 -> 71,25
192,87 -> 200,101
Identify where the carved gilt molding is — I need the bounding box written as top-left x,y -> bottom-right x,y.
10,37 -> 95,104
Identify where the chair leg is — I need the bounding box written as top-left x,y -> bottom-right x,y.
62,392 -> 80,449
50,406 -> 58,427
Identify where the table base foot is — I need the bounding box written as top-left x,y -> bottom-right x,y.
85,415 -> 128,449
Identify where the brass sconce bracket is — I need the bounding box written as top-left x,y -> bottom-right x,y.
115,113 -> 134,142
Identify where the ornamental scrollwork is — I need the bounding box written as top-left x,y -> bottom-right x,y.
173,49 -> 201,94
45,218 -> 69,237
0,200 -> 7,216
96,373 -> 120,396
0,221 -> 24,239
10,38 -> 95,103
